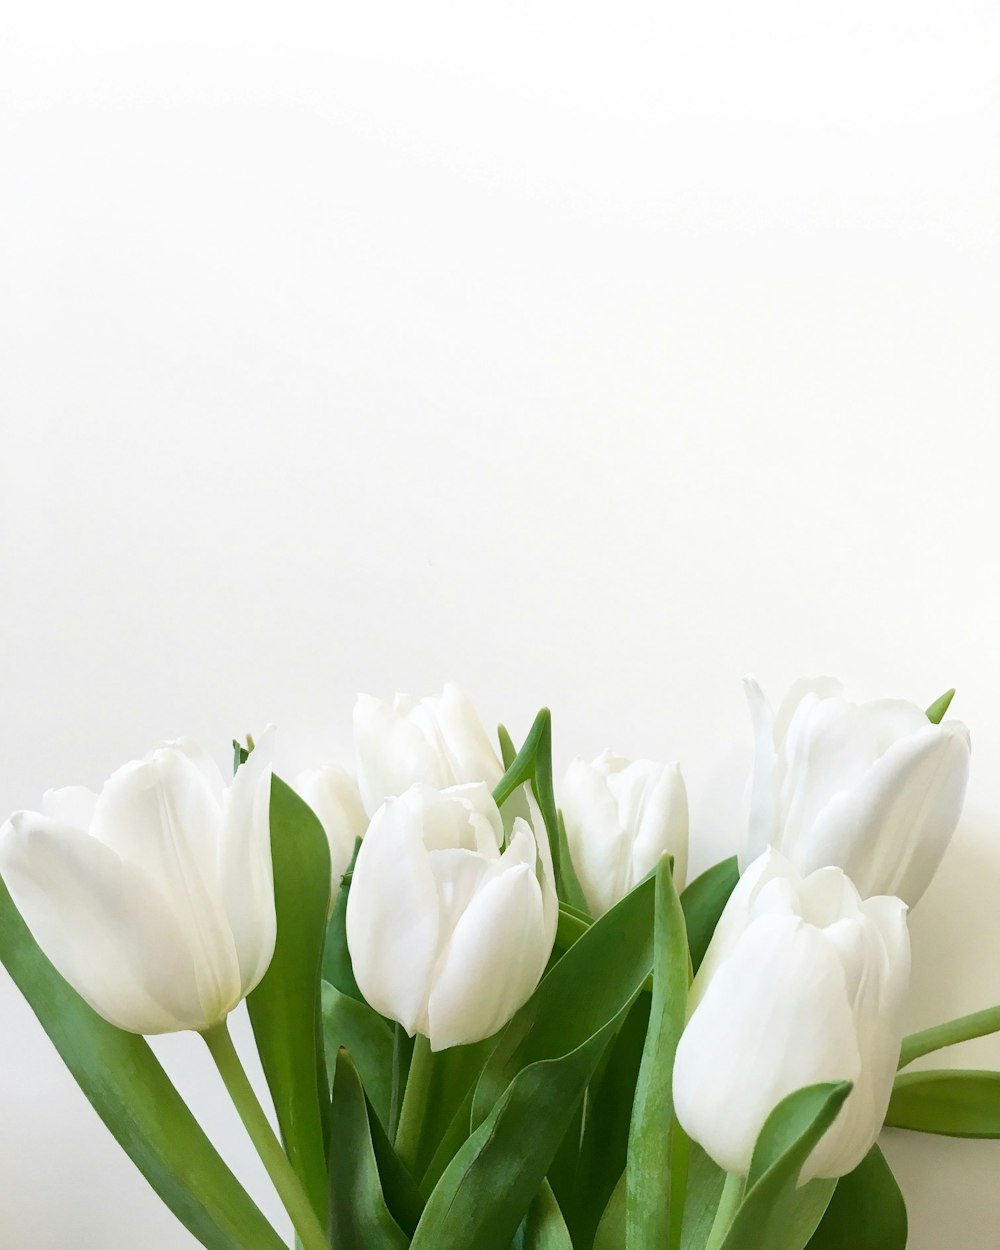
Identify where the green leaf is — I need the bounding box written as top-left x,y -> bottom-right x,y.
886,1069 -> 1000,1137
328,1049 -> 410,1250
717,1083 -> 850,1250
498,723 -> 519,770
806,1146 -> 906,1249
492,708 -> 561,880
680,857 -> 739,973
554,906 -> 591,954
0,876 -> 286,1250
322,838 -> 363,1001
413,876 -> 658,1250
593,1172 -> 626,1250
247,777 -> 331,1229
515,1182 -> 574,1250
367,1092 -> 426,1236
322,980 -> 394,1132
679,1144 -> 726,1250
926,688 -> 956,723
627,858 -> 690,1250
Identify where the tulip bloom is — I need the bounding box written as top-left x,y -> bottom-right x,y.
561,752 -> 688,916
295,765 -> 368,906
744,677 -> 971,907
673,849 -> 910,1182
0,738 -> 276,1035
346,781 -> 557,1050
353,683 -> 504,815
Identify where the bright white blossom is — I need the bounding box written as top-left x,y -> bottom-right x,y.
353,684 -> 503,816
673,849 -> 910,1182
295,765 -> 368,907
561,752 -> 688,916
0,738 -> 276,1035
743,677 -> 971,907
346,782 -> 557,1051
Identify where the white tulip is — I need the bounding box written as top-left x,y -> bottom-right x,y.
673,849 -> 910,1182
353,683 -> 504,815
345,781 -> 557,1051
744,676 -> 971,907
295,765 -> 368,907
561,752 -> 688,916
0,738 -> 276,1035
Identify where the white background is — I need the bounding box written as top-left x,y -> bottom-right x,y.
2,1 -> 999,1246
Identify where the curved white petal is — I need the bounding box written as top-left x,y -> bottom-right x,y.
674,914 -> 861,1177
221,730 -> 276,996
41,785 -> 98,830
426,861 -> 549,1049
0,813 -> 214,1033
743,676 -> 779,869
805,721 -> 970,906
345,795 -> 440,1035
414,684 -> 504,789
296,764 -> 369,891
618,761 -> 689,892
561,757 -> 630,917
354,694 -> 452,814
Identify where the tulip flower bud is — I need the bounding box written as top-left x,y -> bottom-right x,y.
353,683 -> 503,815
743,676 -> 971,907
345,781 -> 557,1050
673,849 -> 910,1182
295,765 -> 368,907
561,752 -> 688,917
0,737 -> 276,1035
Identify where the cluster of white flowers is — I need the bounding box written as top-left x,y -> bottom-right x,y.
0,677 -> 970,1187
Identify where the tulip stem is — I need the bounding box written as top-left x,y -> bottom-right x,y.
395,1033 -> 435,1175
704,1172 -> 744,1250
202,1021 -> 330,1250
899,1004 -> 1000,1069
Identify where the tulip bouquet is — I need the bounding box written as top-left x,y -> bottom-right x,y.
1,680 -> 996,1250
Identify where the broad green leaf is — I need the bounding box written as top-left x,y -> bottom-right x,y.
627,858 -> 690,1250
566,996 -> 650,1245
0,877 -> 286,1250
718,1083 -> 850,1250
926,688 -> 956,723
492,708 -> 561,880
593,1172 -> 626,1250
806,1146 -> 906,1249
680,857 -> 739,973
328,1049 -> 409,1250
367,1095 -> 426,1237
322,980 -> 394,1132
679,1144 -> 726,1250
515,1182 -> 574,1250
247,777 -> 331,1228
322,839 -> 363,1001
498,723 -> 519,769
886,1069 -> 1000,1137
413,876 -> 658,1250
554,906 -> 591,954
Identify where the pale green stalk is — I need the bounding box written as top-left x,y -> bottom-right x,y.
394,1033 -> 435,1175
898,1005 -> 1000,1069
704,1172 -> 744,1250
202,1022 -> 329,1250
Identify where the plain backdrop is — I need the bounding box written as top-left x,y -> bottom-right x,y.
2,1 -> 999,1246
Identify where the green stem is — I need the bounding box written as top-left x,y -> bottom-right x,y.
898,1005 -> 1000,1069
394,1033 -> 435,1175
202,1022 -> 329,1250
704,1172 -> 743,1250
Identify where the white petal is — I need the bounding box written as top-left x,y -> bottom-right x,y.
89,747 -> 243,1019
345,796 -> 440,1035
426,861 -> 549,1049
0,813 -> 212,1033
41,785 -> 98,830
296,765 -> 369,889
617,761 -> 689,892
561,757 -> 630,917
805,721 -> 970,906
414,684 -> 504,789
354,694 -> 452,814
673,914 -> 861,1177
742,675 -> 779,869
220,729 -> 276,997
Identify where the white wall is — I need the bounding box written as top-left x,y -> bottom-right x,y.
2,2 -> 999,1246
